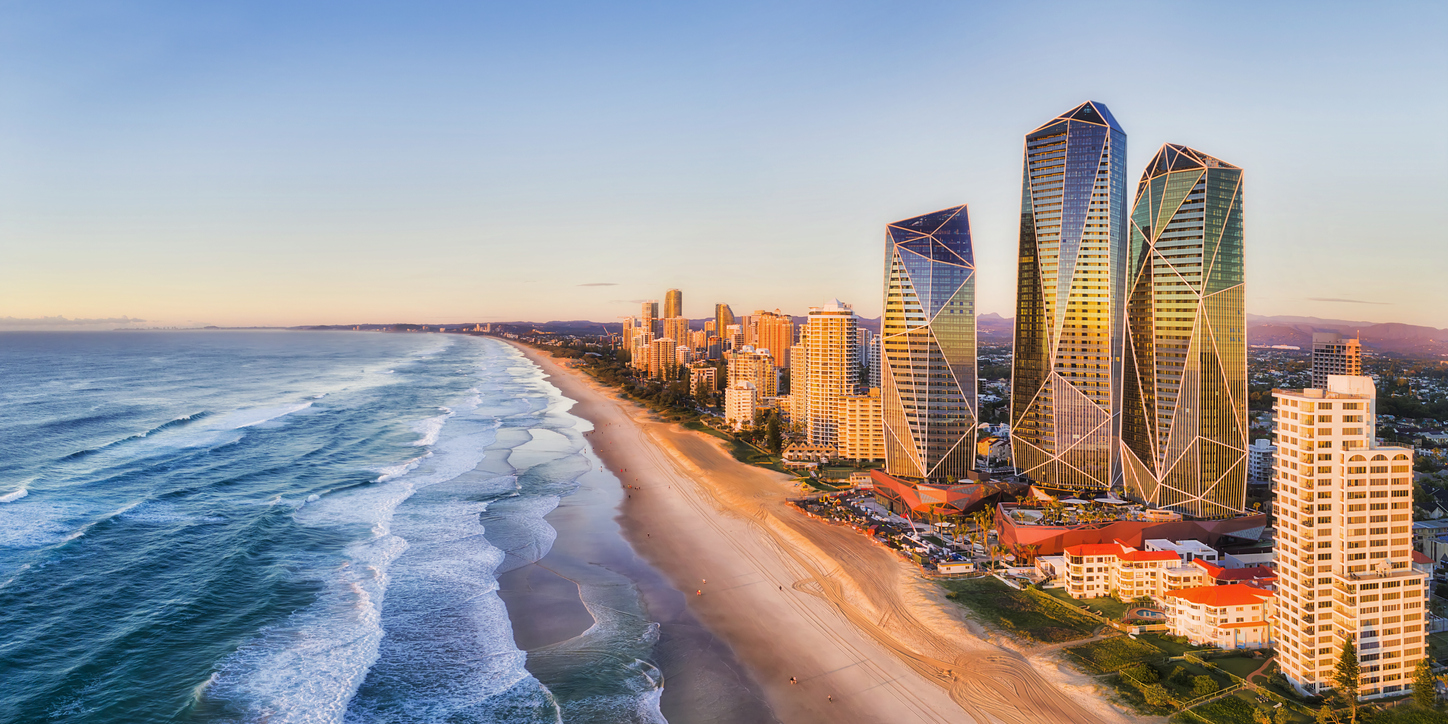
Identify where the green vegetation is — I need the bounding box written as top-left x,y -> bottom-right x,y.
938,577 -> 1099,643
1181,694 -> 1258,724
1065,636 -> 1162,674
1214,654 -> 1268,680
1039,587 -> 1131,619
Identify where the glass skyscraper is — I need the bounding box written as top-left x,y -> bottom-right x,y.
1010,101 -> 1126,492
1120,144 -> 1246,518
881,205 -> 977,482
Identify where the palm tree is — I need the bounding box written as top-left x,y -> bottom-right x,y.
990,543 -> 1008,572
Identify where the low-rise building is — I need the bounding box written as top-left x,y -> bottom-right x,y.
1063,542 -> 1182,600
1144,539 -> 1220,563
1164,584 -> 1275,649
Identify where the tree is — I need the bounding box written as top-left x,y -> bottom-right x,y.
1274,706 -> 1292,724
1121,662 -> 1158,684
1253,707 -> 1274,724
990,543 -> 1008,572
1191,675 -> 1219,698
1168,665 -> 1189,684
1413,657 -> 1437,709
1332,641 -> 1359,724
765,415 -> 782,454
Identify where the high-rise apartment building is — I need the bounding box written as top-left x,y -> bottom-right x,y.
689,364 -> 717,398
1271,376 -> 1426,699
715,304 -> 736,348
748,310 -> 795,368
1120,145 -> 1247,518
1312,333 -> 1362,390
882,206 -> 978,482
868,336 -> 881,391
1248,439 -> 1276,483
663,317 -> 691,351
724,380 -> 758,431
837,388 -> 885,461
797,300 -> 858,448
649,337 -> 677,379
641,300 -> 659,337
726,346 -> 777,398
1011,101 -> 1127,492
663,289 -> 683,320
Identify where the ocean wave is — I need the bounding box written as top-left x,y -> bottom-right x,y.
60,411 -> 210,460
0,487 -> 29,503
410,407 -> 454,447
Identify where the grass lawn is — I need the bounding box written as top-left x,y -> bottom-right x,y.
1212,654 -> 1268,680
939,577 -> 1100,643
1139,632 -> 1201,657
1039,587 -> 1131,620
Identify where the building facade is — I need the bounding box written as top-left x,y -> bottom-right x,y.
837,388 -> 885,461
724,381 -> 758,431
726,346 -> 777,398
1249,439 -> 1277,482
1312,332 -> 1362,390
881,205 -> 978,482
1011,101 -> 1127,493
641,300 -> 659,337
1164,585 -> 1274,649
663,317 -> 691,351
689,364 -> 717,398
1271,376 -> 1426,699
746,310 -> 795,368
649,337 -> 677,379
797,300 -> 858,448
663,289 -> 682,320
1120,145 -> 1247,518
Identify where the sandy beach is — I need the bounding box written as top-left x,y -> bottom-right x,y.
510,341 -> 1137,724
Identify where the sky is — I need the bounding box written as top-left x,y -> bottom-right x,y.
1,1 -> 1445,329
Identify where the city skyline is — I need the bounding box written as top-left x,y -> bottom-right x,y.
2,3 -> 1445,330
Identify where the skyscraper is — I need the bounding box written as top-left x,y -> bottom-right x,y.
1271,376 -> 1425,698
1120,144 -> 1246,518
663,317 -> 691,350
751,309 -> 795,368
1312,332 -> 1362,389
663,289 -> 683,320
714,304 -> 735,348
1010,101 -> 1127,492
797,300 -> 858,447
881,206 -> 978,482
641,300 -> 659,337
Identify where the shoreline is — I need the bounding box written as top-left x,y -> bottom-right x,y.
508,340 -> 1136,724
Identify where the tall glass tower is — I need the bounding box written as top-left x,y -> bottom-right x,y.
881,206 -> 977,482
1010,101 -> 1126,492
1120,145 -> 1246,518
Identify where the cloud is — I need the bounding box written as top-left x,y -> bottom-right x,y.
1307,297 -> 1392,305
577,282 -> 617,287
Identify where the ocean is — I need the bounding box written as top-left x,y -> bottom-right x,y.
0,331 -> 667,723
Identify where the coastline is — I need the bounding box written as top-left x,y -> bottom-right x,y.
507,340 -> 1139,724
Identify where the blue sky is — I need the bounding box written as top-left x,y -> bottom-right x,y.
1,1 -> 1444,327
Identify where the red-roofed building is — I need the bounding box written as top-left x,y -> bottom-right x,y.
1192,560 -> 1277,590
869,470 -> 1025,523
1164,584 -> 1274,649
1063,541 -> 1197,600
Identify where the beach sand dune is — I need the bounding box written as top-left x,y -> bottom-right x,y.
513,342 -> 1134,724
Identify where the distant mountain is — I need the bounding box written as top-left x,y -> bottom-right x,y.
1246,315 -> 1448,356
978,313 -> 1014,344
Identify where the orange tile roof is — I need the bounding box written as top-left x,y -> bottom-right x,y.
1165,584 -> 1274,607
1218,621 -> 1269,629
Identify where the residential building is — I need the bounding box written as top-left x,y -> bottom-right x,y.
630,329 -> 653,372
867,335 -> 881,391
1011,101 -> 1127,493
726,346 -> 777,398
881,206 -> 978,482
1144,539 -> 1220,563
1249,439 -> 1277,483
797,299 -> 859,448
675,344 -> 692,366
1164,585 -> 1274,649
1312,332 -> 1362,390
1062,542 -> 1182,600
724,381 -> 758,431
663,288 -> 682,320
748,310 -> 795,368
641,300 -> 658,337
1271,375 -> 1425,699
1120,145 -> 1247,519
724,324 -> 743,351
837,388 -> 885,461
689,364 -> 717,398
663,317 -> 691,350
649,337 -> 677,379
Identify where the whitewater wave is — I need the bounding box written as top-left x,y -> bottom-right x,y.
410,407 -> 454,447
61,411 -> 210,460
0,488 -> 28,503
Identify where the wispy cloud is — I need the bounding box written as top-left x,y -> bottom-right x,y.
1307,297 -> 1392,305
0,315 -> 147,329
577,282 -> 617,287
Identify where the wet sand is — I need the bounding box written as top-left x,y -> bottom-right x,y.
509,341 -> 1136,724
